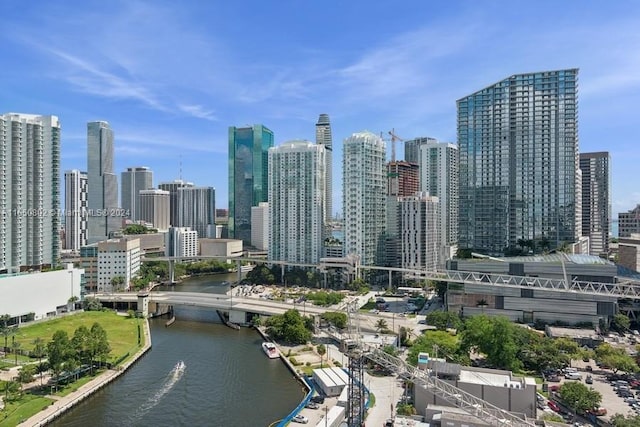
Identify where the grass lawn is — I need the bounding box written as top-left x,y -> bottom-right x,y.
52,370 -> 104,397
0,395 -> 53,427
11,311 -> 143,364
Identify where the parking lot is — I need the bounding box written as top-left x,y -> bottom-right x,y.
550,359 -> 636,421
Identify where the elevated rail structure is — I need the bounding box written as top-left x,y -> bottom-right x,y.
363,347 -> 536,427
142,255 -> 640,299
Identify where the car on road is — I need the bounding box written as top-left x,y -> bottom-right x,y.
305,402 -> 319,409
292,414 -> 309,424
586,375 -> 593,384
310,395 -> 325,404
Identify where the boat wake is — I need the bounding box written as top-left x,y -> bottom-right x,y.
127,361 -> 186,424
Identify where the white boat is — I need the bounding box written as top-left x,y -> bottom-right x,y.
175,360 -> 186,372
262,342 -> 279,359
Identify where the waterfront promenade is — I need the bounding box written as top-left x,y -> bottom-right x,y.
17,319 -> 152,427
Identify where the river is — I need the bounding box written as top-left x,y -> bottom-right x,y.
51,273 -> 304,427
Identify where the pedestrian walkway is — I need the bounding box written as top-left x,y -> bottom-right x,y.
18,319 -> 152,427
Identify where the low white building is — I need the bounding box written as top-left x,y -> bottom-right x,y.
0,264 -> 83,321
199,238 -> 243,258
97,238 -> 141,292
312,367 -> 349,397
314,405 -> 345,427
165,227 -> 198,257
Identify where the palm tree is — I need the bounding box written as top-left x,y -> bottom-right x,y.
110,276 -> 126,291
11,338 -> 21,365
375,319 -> 388,333
0,314 -> 12,352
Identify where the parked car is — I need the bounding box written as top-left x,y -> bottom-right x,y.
586,375 -> 593,384
548,401 -> 561,412
587,407 -> 607,416
310,395 -> 325,404
305,402 -> 319,410
585,365 -> 593,372
549,385 -> 560,392
292,414 -> 309,424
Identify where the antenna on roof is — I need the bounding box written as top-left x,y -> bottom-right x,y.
179,154 -> 183,181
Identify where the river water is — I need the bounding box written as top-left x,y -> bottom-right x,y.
51,274 -> 304,427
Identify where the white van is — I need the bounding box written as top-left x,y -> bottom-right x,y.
565,372 -> 582,380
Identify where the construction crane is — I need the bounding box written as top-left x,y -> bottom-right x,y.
388,128 -> 404,163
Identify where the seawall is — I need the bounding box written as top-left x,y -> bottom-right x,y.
20,319 -> 153,427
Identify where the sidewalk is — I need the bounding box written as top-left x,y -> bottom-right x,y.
18,319 -> 152,427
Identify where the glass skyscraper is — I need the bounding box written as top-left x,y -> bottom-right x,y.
457,69 -> 579,255
87,121 -> 119,243
228,124 -> 274,244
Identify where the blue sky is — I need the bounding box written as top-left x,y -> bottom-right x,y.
2,1 -> 640,217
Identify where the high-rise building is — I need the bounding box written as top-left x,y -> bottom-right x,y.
268,141 -> 326,264
580,152 -> 611,257
228,124 -> 274,244
158,179 -> 194,227
343,131 -> 386,266
251,202 -> 269,251
419,141 -> 459,260
457,69 -> 579,255
139,189 -> 170,231
176,186 -> 215,239
316,114 -> 333,223
87,121 -> 119,243
165,227 -> 198,257
404,137 -> 437,164
400,192 -> 440,271
619,206 -> 640,238
64,170 -> 88,251
0,113 -> 61,271
121,166 -> 153,220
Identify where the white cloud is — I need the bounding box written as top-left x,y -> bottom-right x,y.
178,104 -> 217,121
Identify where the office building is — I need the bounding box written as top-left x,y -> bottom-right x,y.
404,136 -> 437,164
619,205 -> 640,238
268,141 -> 326,264
176,186 -> 215,238
96,238 -> 141,292
419,141 -> 459,259
64,170 -> 88,251
580,152 -> 611,257
138,189 -> 170,231
251,202 -> 269,251
228,124 -> 274,244
80,244 -> 98,292
158,179 -> 194,227
121,166 -> 153,220
400,192 -> 441,271
457,69 -> 579,255
0,113 -> 60,271
316,114 -> 333,225
87,121 -> 119,243
165,227 -> 198,257
343,131 -> 386,266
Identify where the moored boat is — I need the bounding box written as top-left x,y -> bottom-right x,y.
261,342 -> 279,359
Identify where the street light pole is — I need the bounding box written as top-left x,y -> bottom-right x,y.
68,270 -> 74,312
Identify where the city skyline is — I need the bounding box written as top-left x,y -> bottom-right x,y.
2,2 -> 640,217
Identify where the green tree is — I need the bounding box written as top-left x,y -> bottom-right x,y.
47,330 -> 72,384
425,311 -> 462,331
541,413 -> 565,423
612,314 -> 631,332
0,314 -> 15,352
2,379 -> 19,400
382,345 -> 399,356
82,297 -> 103,311
460,315 -> 521,371
321,312 -> 347,329
265,309 -> 311,345
316,344 -> 326,358
396,403 -> 417,416
16,364 -> 35,390
399,326 -> 410,347
596,343 -> 639,373
110,276 -> 126,291
89,322 -> 111,369
553,337 -> 582,367
11,338 -> 21,365
72,325 -> 91,367
375,319 -> 388,333
611,414 -> 640,427
408,330 -> 465,366
558,381 -> 602,414
246,265 -> 275,285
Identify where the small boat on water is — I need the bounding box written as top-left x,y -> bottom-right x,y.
175,360 -> 186,371
261,342 -> 279,359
